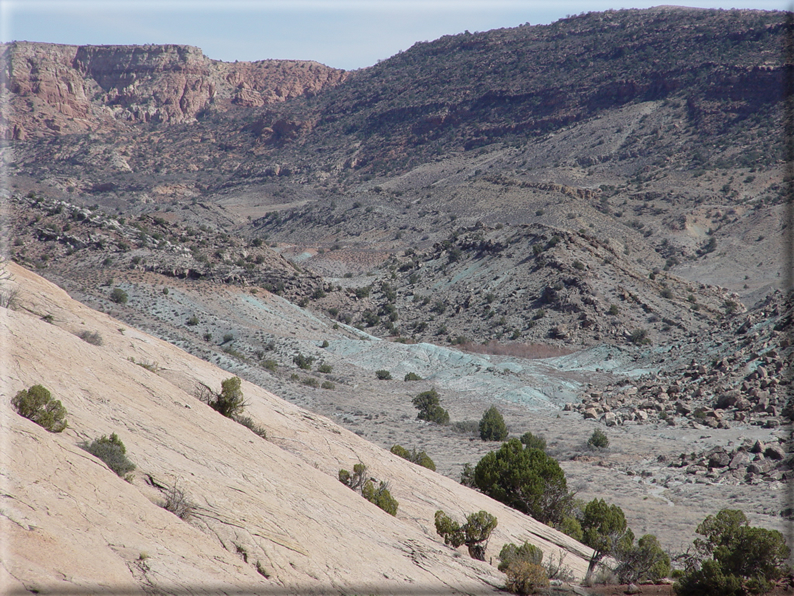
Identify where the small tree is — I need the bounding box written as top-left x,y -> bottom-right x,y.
616,534 -> 671,584
674,509 -> 790,596
581,498 -> 633,580
435,510 -> 497,561
412,388 -> 449,425
473,438 -> 571,525
82,433 -> 136,477
12,385 -> 68,432
479,406 -> 508,441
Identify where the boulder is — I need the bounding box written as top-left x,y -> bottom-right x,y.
708,450 -> 730,468
729,451 -> 750,470
765,444 -> 785,460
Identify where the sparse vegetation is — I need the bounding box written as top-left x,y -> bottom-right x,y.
375,369 -> 392,380
404,372 -> 422,381
12,384 -> 68,432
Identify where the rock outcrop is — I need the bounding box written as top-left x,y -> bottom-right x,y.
1,262 -> 592,593
1,41 -> 347,139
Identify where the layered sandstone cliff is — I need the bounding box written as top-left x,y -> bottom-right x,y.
1,41 -> 347,139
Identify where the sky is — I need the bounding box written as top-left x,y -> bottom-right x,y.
2,0 -> 790,71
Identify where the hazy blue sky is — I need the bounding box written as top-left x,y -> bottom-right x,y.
2,0 -> 789,70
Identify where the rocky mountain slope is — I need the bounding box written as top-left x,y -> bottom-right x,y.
2,261 -> 596,593
2,7 -> 791,586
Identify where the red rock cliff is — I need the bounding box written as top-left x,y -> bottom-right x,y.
1,41 -> 347,139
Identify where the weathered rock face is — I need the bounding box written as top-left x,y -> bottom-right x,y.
1,41 -> 347,139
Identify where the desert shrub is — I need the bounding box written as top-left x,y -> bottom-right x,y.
499,543 -> 553,593
630,328 -> 651,345
339,463 -> 368,491
82,433 -> 136,477
317,363 -> 332,374
262,359 -> 277,372
362,481 -> 398,516
520,432 -> 546,451
197,377 -> 246,418
293,353 -> 314,370
435,510 -> 497,561
321,381 -> 335,390
453,420 -> 479,435
186,315 -> 199,326
78,330 -> 103,345
375,369 -> 392,380
235,415 -> 268,439
222,332 -> 234,343
412,388 -> 449,425
588,429 -> 609,449
499,541 -> 543,571
473,438 -> 571,525
674,509 -> 790,596
301,377 -> 319,388
162,482 -> 194,520
12,385 -> 68,432
479,406 -> 508,441
390,444 -> 435,471
616,533 -> 670,584
110,287 -> 128,304
404,372 -> 422,381
608,304 -> 619,315
340,463 -> 398,515
504,560 -> 550,595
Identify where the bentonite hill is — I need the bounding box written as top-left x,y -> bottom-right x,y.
2,6 -> 791,595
